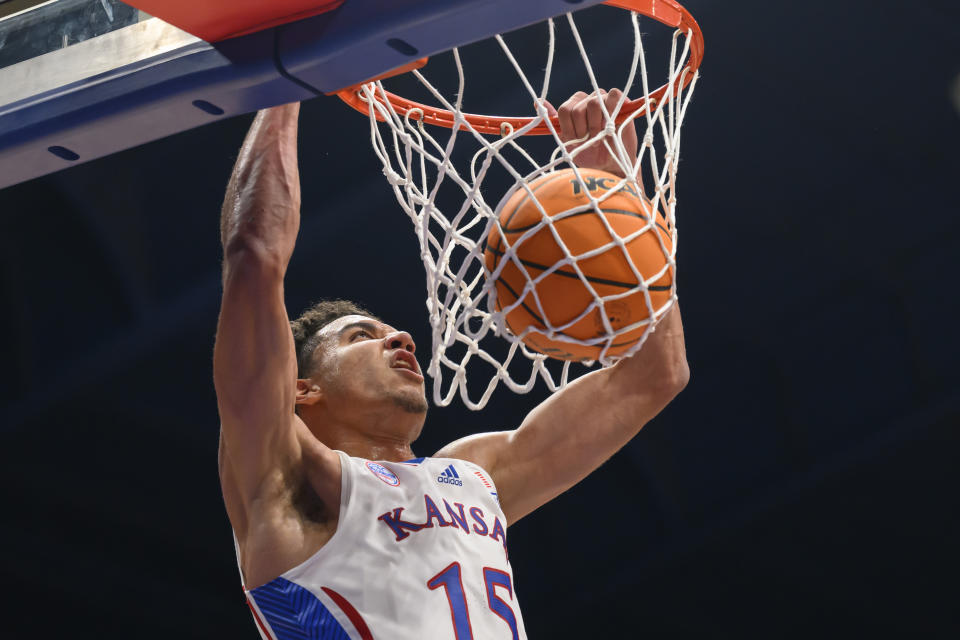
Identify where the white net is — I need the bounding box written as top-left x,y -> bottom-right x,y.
354,7 -> 699,409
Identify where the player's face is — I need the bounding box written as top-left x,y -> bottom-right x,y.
312,315 -> 428,416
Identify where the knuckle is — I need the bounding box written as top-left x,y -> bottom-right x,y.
560,94 -> 585,113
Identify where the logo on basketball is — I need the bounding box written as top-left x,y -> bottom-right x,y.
437,464 -> 463,487
594,300 -> 631,333
366,461 -> 400,486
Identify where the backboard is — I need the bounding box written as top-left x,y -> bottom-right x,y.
0,0 -> 609,189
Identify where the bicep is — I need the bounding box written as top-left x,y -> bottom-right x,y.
443,309 -> 687,525
449,368 -> 641,525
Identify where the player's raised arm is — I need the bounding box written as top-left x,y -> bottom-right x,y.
440,306 -> 688,525
507,305 -> 687,522
437,89 -> 689,524
214,104 -> 327,523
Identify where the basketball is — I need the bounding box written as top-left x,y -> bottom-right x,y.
484,168 -> 673,361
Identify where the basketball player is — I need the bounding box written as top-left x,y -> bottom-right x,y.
216,89 -> 689,639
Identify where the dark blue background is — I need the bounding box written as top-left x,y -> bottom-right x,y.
0,1 -> 957,637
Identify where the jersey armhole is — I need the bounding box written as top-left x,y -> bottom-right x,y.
288,450 -> 354,577
448,458 -> 504,518
244,450 -> 356,588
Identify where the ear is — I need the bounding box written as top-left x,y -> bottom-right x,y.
295,378 -> 324,407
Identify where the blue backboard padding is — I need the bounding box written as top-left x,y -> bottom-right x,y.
0,0 -> 607,188
278,0 -> 607,93
0,30 -> 314,188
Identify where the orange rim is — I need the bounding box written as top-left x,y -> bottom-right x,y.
336,0 -> 703,136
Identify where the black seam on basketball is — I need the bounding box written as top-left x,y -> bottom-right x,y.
496,176 -> 561,254
494,268 -> 662,355
503,178 -> 555,230
494,274 -> 550,329
544,333 -> 650,357
506,307 -> 652,359
527,340 -> 574,357
486,245 -> 671,291
502,208 -> 669,238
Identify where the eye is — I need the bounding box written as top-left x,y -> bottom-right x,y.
351,330 -> 372,341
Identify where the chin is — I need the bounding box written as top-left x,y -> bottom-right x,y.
391,389 -> 429,414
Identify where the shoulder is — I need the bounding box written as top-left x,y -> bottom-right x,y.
433,430 -> 512,477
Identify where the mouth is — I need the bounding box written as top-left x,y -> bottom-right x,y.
391,352 -> 424,381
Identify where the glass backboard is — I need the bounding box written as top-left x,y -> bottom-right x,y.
0,0 -> 146,71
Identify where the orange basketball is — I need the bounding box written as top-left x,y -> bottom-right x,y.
484,168 -> 673,361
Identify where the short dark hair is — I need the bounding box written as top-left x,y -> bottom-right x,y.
291,299 -> 378,378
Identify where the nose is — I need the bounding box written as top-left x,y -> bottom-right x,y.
384,330 -> 416,354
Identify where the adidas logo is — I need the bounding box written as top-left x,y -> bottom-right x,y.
437,464 -> 463,487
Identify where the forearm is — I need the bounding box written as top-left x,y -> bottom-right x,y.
605,303 -> 688,428
214,104 -> 301,425
220,104 -> 302,271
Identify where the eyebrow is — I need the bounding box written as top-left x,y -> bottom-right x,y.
337,321 -> 383,340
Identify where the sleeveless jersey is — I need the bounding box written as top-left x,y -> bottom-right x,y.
241,452 -> 528,640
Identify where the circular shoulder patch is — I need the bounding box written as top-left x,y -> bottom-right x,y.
365,461 -> 400,486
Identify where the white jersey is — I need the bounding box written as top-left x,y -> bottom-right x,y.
242,451 -> 528,640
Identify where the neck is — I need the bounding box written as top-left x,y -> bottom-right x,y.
331,432 -> 417,462
301,404 -> 422,462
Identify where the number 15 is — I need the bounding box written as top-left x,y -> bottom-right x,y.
427,562 -> 519,640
